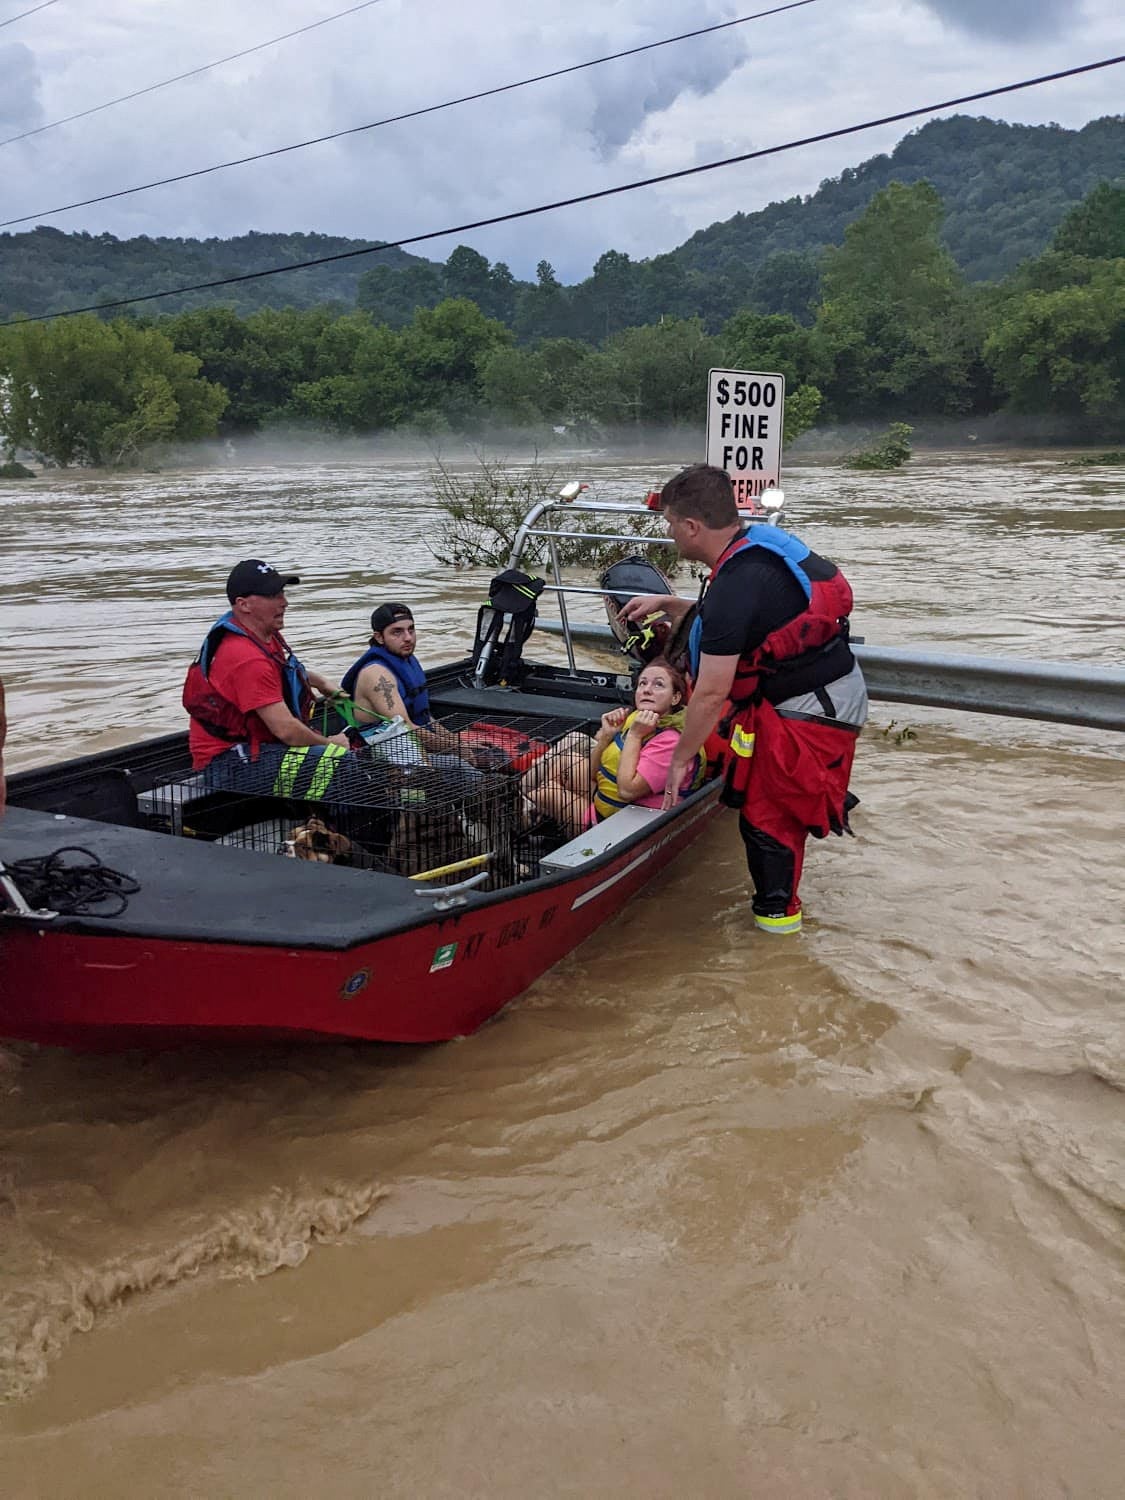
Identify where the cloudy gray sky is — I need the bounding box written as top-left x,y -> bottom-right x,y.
0,0 -> 1120,282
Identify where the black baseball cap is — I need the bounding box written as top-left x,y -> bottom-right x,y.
370,602 -> 414,634
226,559 -> 300,604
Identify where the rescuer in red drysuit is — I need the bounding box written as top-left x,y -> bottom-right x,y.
622,464 -> 867,934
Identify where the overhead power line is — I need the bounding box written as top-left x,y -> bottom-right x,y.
0,0 -> 59,28
0,0 -> 392,148
0,1 -> 821,226
4,54 -> 1122,327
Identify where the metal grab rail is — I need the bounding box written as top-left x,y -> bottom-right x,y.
507,495 -> 770,575
535,620 -> 1125,733
505,489 -> 772,685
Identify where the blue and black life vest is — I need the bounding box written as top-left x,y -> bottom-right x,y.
340,644 -> 432,727
689,526 -> 855,705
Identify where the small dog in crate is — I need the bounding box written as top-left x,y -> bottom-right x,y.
281,815 -> 383,869
280,815 -> 356,863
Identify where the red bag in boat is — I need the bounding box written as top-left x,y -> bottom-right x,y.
461,721 -> 550,774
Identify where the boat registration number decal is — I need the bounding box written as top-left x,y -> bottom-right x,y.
430,942 -> 458,973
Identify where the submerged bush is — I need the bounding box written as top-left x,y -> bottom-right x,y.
429,455 -> 671,572
844,422 -> 914,470
1068,450 -> 1125,467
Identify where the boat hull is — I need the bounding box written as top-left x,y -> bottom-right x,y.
0,797 -> 717,1050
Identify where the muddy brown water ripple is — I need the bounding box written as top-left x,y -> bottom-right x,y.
0,452 -> 1122,1496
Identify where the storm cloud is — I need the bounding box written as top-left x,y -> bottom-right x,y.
919,0 -> 1086,42
588,17 -> 750,154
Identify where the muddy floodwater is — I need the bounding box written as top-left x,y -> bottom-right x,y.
0,451 -> 1122,1496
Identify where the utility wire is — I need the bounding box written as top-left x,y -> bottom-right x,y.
0,0 -> 392,148
0,0 -> 59,28
0,2 -> 820,226
4,53 -> 1121,327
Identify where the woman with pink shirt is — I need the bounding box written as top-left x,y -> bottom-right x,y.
524,659 -> 702,837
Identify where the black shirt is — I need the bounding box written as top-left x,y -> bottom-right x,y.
699,545 -> 811,658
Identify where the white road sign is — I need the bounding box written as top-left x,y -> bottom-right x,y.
705,369 -> 785,510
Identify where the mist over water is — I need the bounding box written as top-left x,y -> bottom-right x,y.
0,450 -> 1122,1495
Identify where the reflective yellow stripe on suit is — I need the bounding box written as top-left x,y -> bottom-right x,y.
307,744 -> 346,798
754,911 -> 802,935
730,725 -> 756,759
272,746 -> 310,797
271,744 -> 347,799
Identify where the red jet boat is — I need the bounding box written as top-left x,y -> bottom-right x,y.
0,488 -> 725,1050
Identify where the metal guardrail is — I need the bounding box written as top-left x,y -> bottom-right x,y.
536,621 -> 1125,733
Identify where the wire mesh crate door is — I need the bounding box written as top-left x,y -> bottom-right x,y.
145,735 -> 524,885
391,768 -> 522,887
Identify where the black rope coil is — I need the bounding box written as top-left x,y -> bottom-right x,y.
4,847 -> 141,917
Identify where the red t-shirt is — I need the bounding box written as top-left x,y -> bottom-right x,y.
188,631 -> 289,769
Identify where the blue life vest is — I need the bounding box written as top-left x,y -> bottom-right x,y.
688,527 -> 815,678
341,644 -> 432,727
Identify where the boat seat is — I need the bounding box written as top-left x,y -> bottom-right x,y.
538,804 -> 661,873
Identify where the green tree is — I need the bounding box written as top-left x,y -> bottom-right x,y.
721,311 -> 824,443
478,345 -> 545,424
584,318 -> 723,428
515,260 -> 570,341
288,322 -> 413,431
165,304 -> 335,430
479,338 -> 595,426
355,261 -> 446,327
749,251 -> 822,324
811,180 -> 981,416
722,311 -> 817,388
0,315 -> 226,466
1052,182 -> 1125,260
570,250 -> 643,342
983,260 -> 1124,417
401,298 -> 512,423
443,246 -> 493,307
486,262 -> 518,325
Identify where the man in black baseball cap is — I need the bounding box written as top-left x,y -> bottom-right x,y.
184,559 -> 346,772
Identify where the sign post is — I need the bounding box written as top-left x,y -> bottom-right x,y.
705,369 -> 785,512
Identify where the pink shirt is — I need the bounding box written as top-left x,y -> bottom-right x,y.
633,728 -> 695,808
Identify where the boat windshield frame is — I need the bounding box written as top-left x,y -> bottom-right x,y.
504,490 -> 781,677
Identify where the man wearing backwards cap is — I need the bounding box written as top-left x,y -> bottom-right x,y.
340,603 -> 481,768
183,559 -> 348,771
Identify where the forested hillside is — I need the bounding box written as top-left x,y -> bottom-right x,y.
0,113 -> 1119,329
672,113 -> 1125,297
0,229 -> 423,321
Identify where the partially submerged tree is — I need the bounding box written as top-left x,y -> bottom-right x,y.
430,456 -> 667,571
